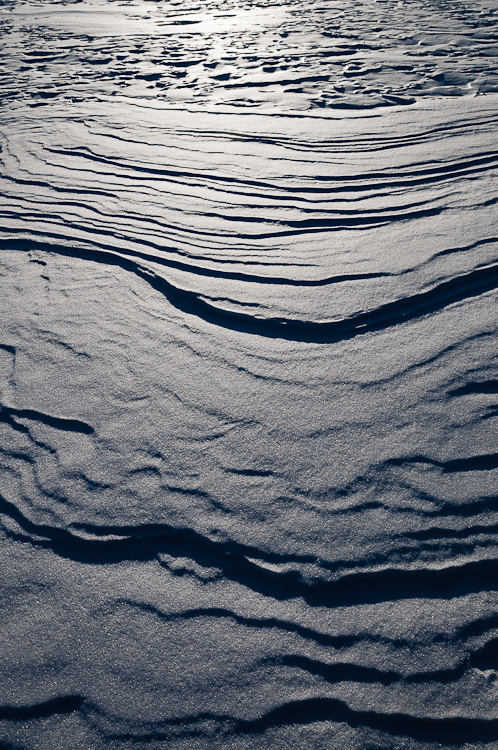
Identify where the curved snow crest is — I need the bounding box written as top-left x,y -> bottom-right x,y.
0,95 -> 497,336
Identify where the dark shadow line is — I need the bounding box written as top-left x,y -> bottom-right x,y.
0,405 -> 94,435
2,238 -> 497,343
387,452 -> 498,473
108,697 -> 498,745
448,380 -> 498,397
0,696 -> 84,721
3,491 -> 498,608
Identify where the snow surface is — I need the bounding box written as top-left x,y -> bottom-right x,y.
0,0 -> 497,748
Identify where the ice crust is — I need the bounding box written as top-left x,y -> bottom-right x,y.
0,0 -> 497,748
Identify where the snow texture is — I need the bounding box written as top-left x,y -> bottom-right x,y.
0,0 -> 497,748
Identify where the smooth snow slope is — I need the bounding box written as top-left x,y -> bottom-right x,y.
0,0 -> 497,748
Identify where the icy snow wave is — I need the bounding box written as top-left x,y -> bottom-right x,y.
0,96 -> 497,330
0,99 -> 497,750
4,485 -> 498,606
1,237 -> 497,341
1,694 -> 498,745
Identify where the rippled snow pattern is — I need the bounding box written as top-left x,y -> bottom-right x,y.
0,0 -> 497,748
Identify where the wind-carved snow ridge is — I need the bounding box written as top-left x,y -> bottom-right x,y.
1,98 -> 498,334
0,1 -> 497,749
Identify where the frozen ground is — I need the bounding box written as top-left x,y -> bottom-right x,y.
0,0 -> 497,748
